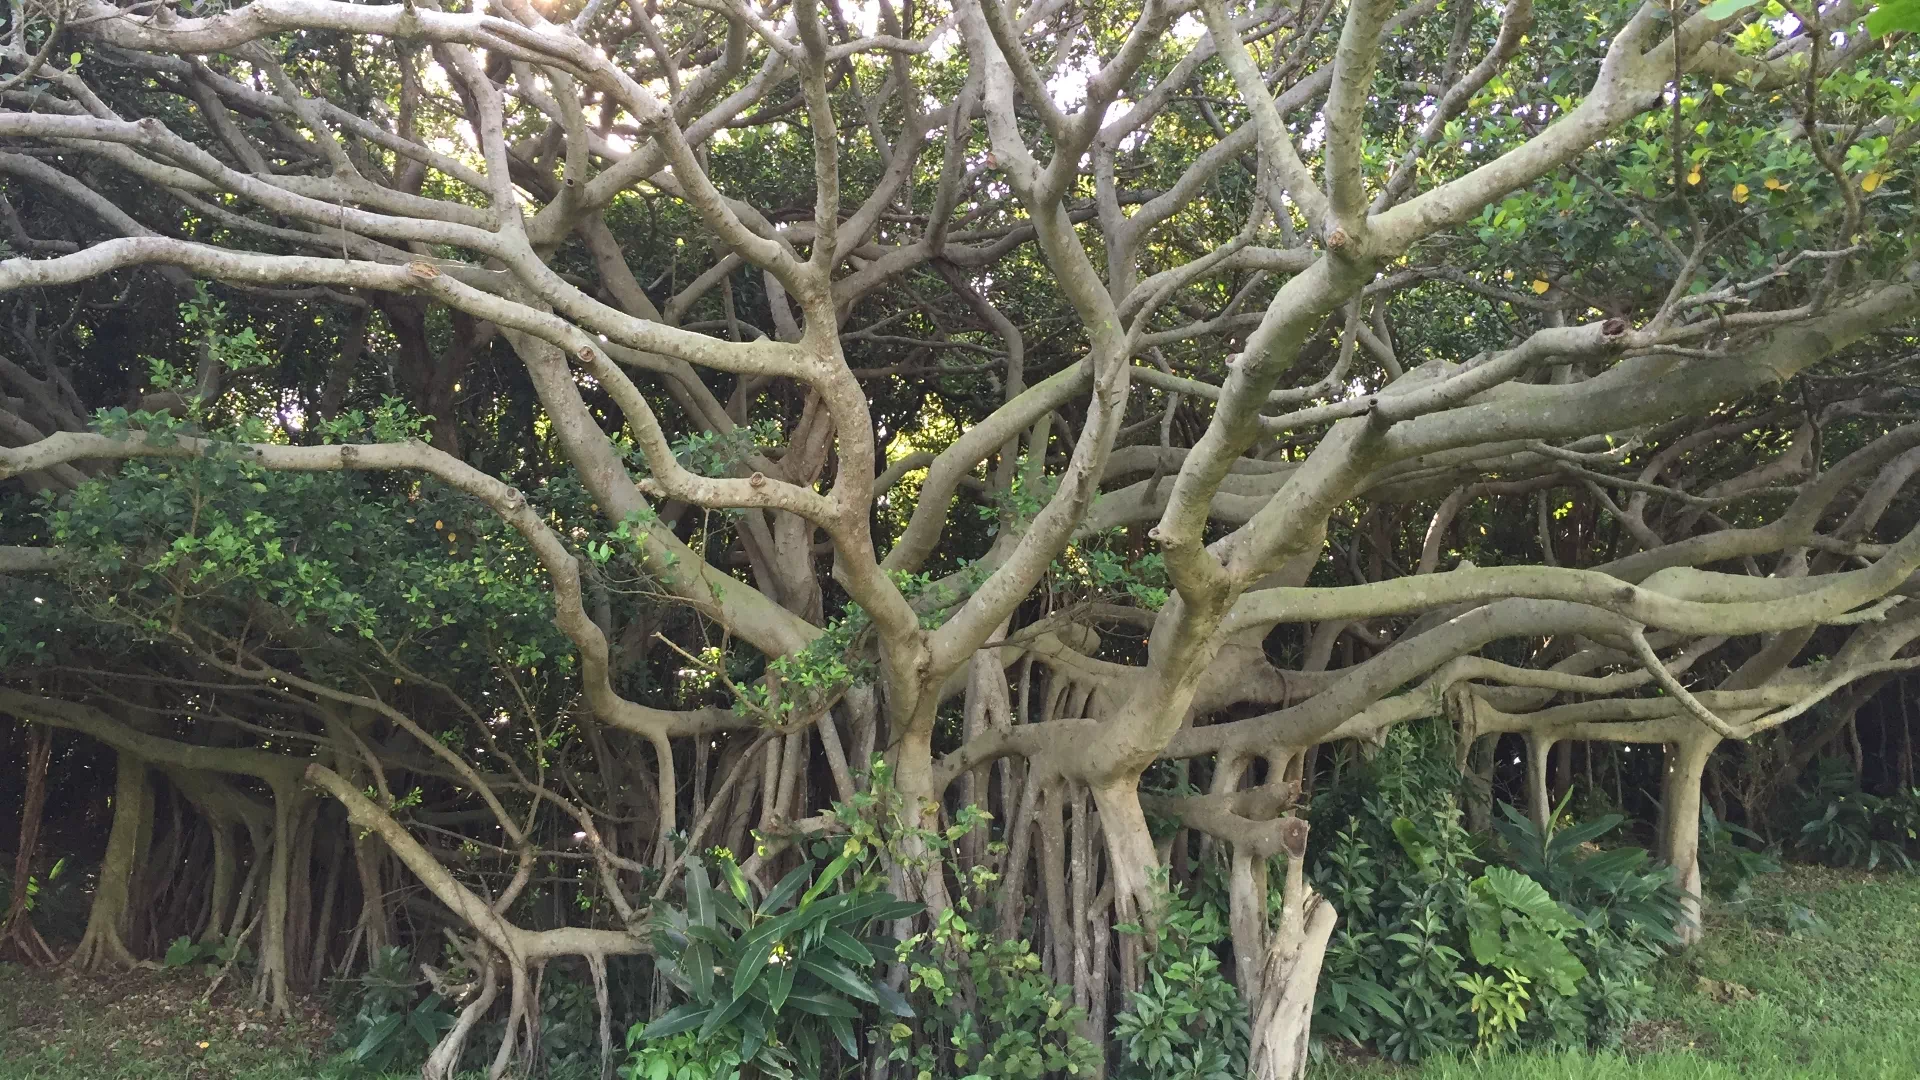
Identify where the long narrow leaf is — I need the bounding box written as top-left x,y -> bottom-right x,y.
802,850 -> 856,907
785,988 -> 862,1018
639,1004 -> 710,1041
827,1012 -> 860,1058
821,928 -> 874,968
684,857 -> 717,931
871,978 -> 914,1018
798,956 -> 879,1003
699,994 -> 751,1041
765,956 -> 797,1012
760,861 -> 815,916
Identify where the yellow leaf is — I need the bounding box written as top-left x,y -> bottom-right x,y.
1732,183 -> 1749,203
1862,171 -> 1884,193
1531,279 -> 1551,294
446,533 -> 457,542
1764,176 -> 1786,190
1686,169 -> 1702,186
434,520 -> 443,529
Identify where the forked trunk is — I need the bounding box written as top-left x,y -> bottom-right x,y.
1245,820 -> 1338,1080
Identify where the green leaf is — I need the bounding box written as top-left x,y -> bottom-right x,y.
682,941 -> 715,1001
801,850 -> 856,906
685,858 -> 718,931
1468,926 -> 1506,968
871,978 -> 914,1018
1479,866 -> 1575,930
352,1013 -> 404,1061
731,913 -> 798,1001
821,927 -> 874,968
1547,813 -> 1622,857
797,956 -> 880,1003
720,857 -> 753,907
408,1000 -> 451,1045
738,1000 -> 770,1061
827,1012 -> 860,1058
639,1004 -> 710,1041
1700,0 -> 1758,16
699,994 -> 751,1041
711,886 -> 753,932
1333,978 -> 1402,1024
163,937 -> 199,968
765,955 -> 797,1012
784,988 -> 862,1019
760,861 -> 815,916
1867,0 -> 1920,36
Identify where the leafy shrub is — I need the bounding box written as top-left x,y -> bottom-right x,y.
888,896 -> 1098,1080
525,965 -> 603,1077
1698,803 -> 1781,902
1492,801 -> 1686,948
0,856 -> 88,942
641,846 -> 918,1078
1307,728 -> 1678,1059
327,945 -> 456,1076
1791,758 -> 1920,871
1112,883 -> 1248,1080
618,1029 -> 741,1080
1486,799 -> 1682,1045
161,932 -> 254,977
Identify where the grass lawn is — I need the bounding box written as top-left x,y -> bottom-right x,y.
0,962 -> 331,1080
4,865 -> 1918,1079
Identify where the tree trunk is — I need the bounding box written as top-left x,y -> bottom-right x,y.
73,751 -> 154,970
352,827 -> 393,965
1247,823 -> 1338,1080
890,697 -> 954,915
1464,735 -> 1495,834
1526,734 -> 1554,832
1,724 -> 56,965
1089,778 -> 1162,936
1552,739 -> 1574,803
257,784 -> 308,1013
1659,736 -> 1718,946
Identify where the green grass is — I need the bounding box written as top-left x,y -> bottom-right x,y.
1315,865 -> 1920,1078
0,964 -> 328,1080
6,866 -> 1920,1078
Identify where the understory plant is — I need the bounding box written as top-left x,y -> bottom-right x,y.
327,945 -> 456,1076
1308,728 -> 1680,1059
859,767 -> 1099,1080
1791,758 -> 1920,871
1698,804 -> 1783,904
641,845 -> 919,1078
1111,882 -> 1249,1080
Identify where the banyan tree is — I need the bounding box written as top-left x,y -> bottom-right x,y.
3,0 -> 1919,1077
